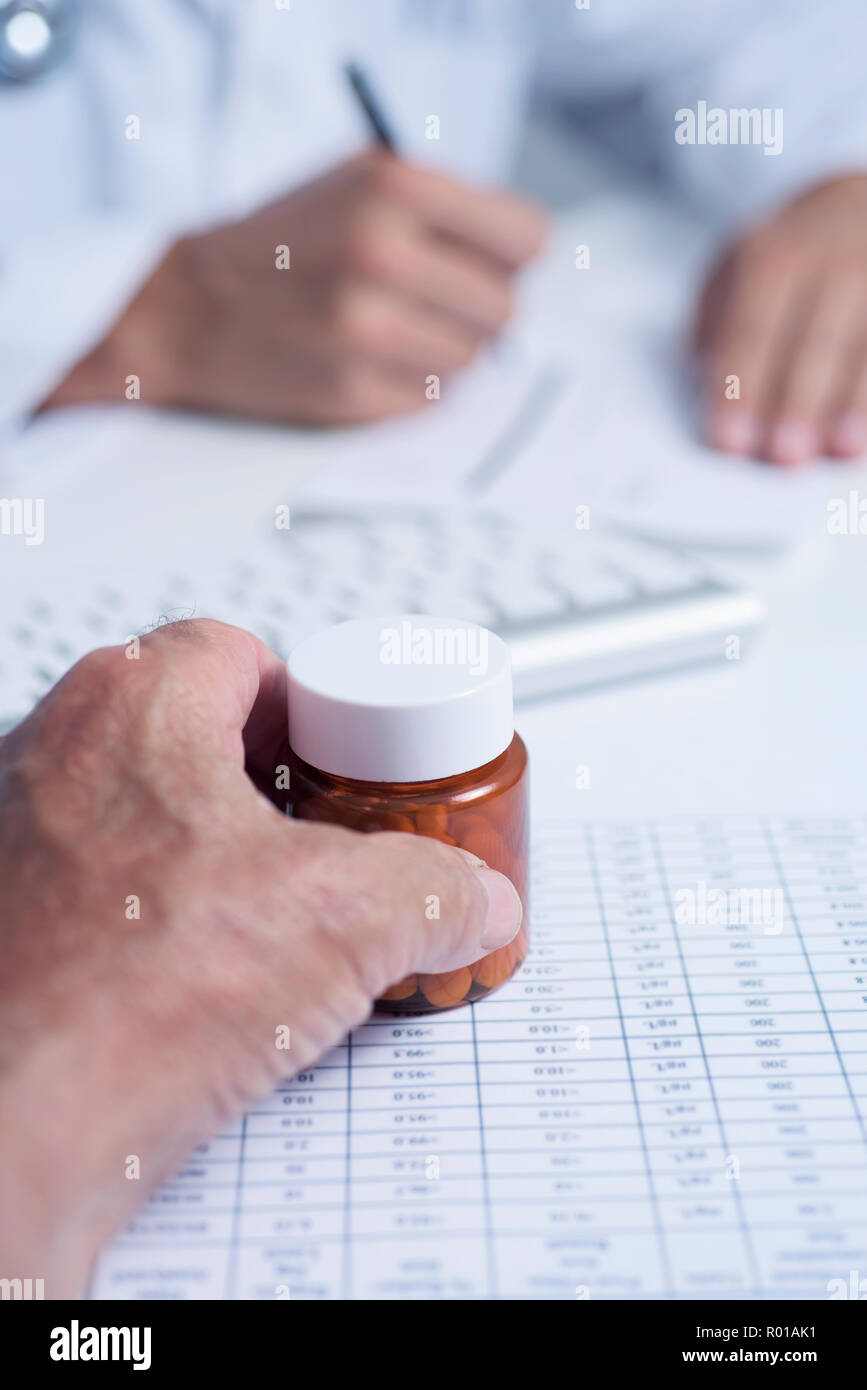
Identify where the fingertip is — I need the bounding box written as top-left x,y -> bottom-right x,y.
475,866 -> 523,951
707,408 -> 760,457
765,418 -> 818,466
827,413 -> 867,459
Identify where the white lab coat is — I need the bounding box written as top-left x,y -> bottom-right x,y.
1,0 -> 865,440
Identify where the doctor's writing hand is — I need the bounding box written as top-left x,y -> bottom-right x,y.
0,619 -> 522,1297
46,152 -> 546,426
698,173 -> 867,465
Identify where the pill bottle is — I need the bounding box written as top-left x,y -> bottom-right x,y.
285,616 -> 528,1014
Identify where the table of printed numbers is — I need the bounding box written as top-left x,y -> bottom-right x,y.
91,815 -> 867,1300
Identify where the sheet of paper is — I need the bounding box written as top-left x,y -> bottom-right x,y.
90,814 -> 867,1300
480,328 -> 832,552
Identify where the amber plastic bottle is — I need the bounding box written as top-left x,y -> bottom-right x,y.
285,616 -> 529,1014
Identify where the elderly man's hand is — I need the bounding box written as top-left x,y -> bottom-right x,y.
698,173 -> 867,465
0,620 -> 521,1297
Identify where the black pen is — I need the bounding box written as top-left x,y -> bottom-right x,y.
345,61 -> 398,153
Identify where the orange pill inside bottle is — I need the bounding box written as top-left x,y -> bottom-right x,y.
285,616 -> 528,1014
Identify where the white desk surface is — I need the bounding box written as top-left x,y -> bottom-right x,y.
522,521 -> 867,823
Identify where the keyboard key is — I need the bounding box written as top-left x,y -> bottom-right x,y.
491,571 -> 564,623
601,534 -> 702,594
419,587 -> 498,627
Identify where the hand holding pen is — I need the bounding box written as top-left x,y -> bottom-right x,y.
46,66 -> 546,426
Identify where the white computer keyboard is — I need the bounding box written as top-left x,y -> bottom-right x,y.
0,507 -> 762,729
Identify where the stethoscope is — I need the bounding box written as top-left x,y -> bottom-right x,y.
0,0 -> 76,81
0,0 -> 520,82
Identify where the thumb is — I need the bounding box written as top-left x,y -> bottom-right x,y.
304,825 -> 524,1001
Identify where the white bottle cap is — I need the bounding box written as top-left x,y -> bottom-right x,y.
286,616 -> 514,783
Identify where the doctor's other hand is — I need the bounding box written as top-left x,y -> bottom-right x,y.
0,619 -> 522,1296
698,173 -> 867,466
44,151 -> 546,426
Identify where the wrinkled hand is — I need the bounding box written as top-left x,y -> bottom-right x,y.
0,620 -> 522,1296
698,173 -> 867,465
47,151 -> 546,426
